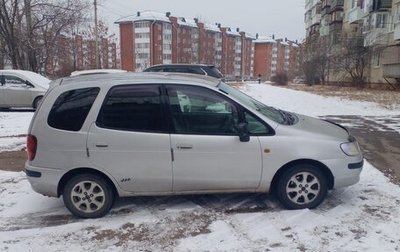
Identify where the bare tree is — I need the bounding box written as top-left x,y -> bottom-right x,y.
82,19 -> 117,70
0,0 -> 89,73
301,35 -> 331,85
337,35 -> 370,88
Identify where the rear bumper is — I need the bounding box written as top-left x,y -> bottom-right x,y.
25,162 -> 63,197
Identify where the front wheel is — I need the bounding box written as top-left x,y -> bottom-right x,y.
63,174 -> 115,218
276,164 -> 328,209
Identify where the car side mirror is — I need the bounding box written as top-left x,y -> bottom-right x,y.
25,80 -> 34,88
238,123 -> 250,142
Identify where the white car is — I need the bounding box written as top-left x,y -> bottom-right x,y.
25,72 -> 363,218
0,70 -> 50,109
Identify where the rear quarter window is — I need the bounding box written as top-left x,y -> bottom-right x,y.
48,87 -> 100,131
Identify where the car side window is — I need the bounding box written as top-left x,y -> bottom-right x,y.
48,87 -> 100,131
167,85 -> 239,135
97,85 -> 166,133
188,68 -> 205,75
3,75 -> 26,87
244,111 -> 271,135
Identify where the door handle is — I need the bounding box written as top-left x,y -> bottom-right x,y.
176,144 -> 193,150
95,143 -> 108,148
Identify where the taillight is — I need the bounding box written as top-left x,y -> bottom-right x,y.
27,134 -> 37,161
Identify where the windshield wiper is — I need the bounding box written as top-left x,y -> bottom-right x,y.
278,109 -> 290,124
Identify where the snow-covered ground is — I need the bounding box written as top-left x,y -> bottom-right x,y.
0,112 -> 32,151
1,83 -> 400,251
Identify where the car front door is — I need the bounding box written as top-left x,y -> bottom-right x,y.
87,84 -> 173,193
167,85 -> 263,192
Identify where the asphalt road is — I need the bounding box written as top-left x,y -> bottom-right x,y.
1,115 -> 400,185
323,115 -> 400,185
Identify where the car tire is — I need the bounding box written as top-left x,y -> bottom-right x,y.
32,96 -> 43,109
276,164 -> 328,209
63,174 -> 115,218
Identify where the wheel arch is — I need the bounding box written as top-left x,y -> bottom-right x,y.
270,159 -> 334,193
32,95 -> 43,109
57,168 -> 119,197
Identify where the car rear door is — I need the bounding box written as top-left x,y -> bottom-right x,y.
86,84 -> 173,193
0,74 -> 6,107
167,84 -> 263,192
3,74 -> 33,107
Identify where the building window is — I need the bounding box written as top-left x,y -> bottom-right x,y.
163,44 -> 172,50
136,33 -> 150,39
163,54 -> 172,60
137,53 -> 149,59
135,21 -> 150,28
396,4 -> 400,23
376,13 -> 388,29
135,43 -> 150,49
373,50 -> 381,67
163,23 -> 171,30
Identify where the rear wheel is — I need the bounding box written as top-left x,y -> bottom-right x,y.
276,164 -> 328,209
63,174 -> 115,218
32,96 -> 43,109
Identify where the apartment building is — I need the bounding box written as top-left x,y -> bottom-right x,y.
116,10 -> 299,80
116,11 -> 172,71
253,36 -> 300,81
117,11 -> 261,79
197,22 -> 223,67
383,0 -> 400,83
169,16 -> 199,64
305,0 -> 400,85
220,27 -> 240,79
241,32 -> 255,80
305,0 -> 322,38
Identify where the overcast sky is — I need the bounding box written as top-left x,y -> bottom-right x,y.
98,0 -> 306,42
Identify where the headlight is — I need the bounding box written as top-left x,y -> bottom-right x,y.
340,141 -> 361,156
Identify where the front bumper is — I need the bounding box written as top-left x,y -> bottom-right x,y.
322,156 -> 364,189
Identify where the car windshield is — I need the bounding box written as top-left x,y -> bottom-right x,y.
22,71 -> 51,88
218,82 -> 286,124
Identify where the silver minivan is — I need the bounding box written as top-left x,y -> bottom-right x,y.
0,70 -> 50,109
25,73 -> 363,218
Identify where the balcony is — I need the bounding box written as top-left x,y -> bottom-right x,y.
368,0 -> 392,12
395,23 -> 400,41
320,24 -> 330,36
305,18 -> 312,29
329,0 -> 344,12
312,14 -> 322,25
348,7 -> 366,24
383,64 -> 400,78
305,0 -> 313,11
321,6 -> 331,15
377,0 -> 393,9
364,28 -> 389,46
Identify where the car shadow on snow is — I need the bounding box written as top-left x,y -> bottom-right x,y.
0,212 -> 76,232
109,193 -> 288,218
0,191 -> 346,232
